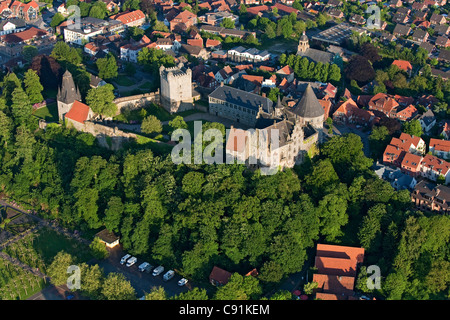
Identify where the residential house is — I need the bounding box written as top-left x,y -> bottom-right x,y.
214,65 -> 234,82
438,49 -> 450,62
275,65 -> 295,83
435,35 -> 450,48
209,266 -> 232,286
401,152 -> 422,177
368,93 -> 399,117
211,49 -> 227,61
90,74 -> 107,88
312,244 -> 364,300
412,2 -> 427,10
383,133 -> 426,167
349,14 -> 366,25
429,138 -> 450,160
332,98 -> 375,126
205,38 -> 221,49
392,12 -> 409,24
179,43 -> 209,59
392,59 -> 413,75
392,104 -> 417,121
412,29 -> 429,42
393,24 -> 411,37
430,13 -> 447,25
419,41 -> 435,55
389,0 -> 402,7
169,10 -> 197,32
434,24 -> 450,36
374,162 -> 418,190
327,7 -> 344,19
7,0 -> 39,21
418,109 -> 436,133
411,181 -> 450,213
420,154 -> 450,184
440,121 -> 450,140
0,17 -> 25,36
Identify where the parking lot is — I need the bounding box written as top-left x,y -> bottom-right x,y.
95,245 -> 192,298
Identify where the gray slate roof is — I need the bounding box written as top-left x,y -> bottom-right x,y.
292,84 -> 324,118
297,48 -> 334,64
209,85 -> 273,113
57,70 -> 81,105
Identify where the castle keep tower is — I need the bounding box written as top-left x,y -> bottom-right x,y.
159,63 -> 193,114
57,70 -> 81,120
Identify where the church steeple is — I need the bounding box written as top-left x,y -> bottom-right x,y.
297,31 -> 309,53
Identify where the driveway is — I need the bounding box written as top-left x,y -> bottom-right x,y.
94,246 -> 192,298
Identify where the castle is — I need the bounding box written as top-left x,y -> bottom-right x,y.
225,84 -> 325,169
159,63 -> 194,114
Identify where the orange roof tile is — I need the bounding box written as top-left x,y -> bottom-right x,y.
65,101 -> 91,124
430,138 -> 450,153
392,59 -> 413,72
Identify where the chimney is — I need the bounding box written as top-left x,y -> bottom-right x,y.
220,81 -> 224,87
261,92 -> 266,98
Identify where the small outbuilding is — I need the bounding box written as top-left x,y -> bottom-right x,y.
95,229 -> 120,248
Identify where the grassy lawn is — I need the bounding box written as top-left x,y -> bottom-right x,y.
112,75 -> 135,87
32,227 -> 93,265
33,103 -> 58,123
138,81 -> 158,92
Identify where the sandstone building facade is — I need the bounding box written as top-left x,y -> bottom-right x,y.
159,63 -> 194,113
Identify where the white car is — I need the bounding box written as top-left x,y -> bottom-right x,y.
178,278 -> 188,286
152,265 -> 164,276
120,254 -> 131,265
126,256 -> 137,267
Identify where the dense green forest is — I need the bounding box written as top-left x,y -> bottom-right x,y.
0,68 -> 449,300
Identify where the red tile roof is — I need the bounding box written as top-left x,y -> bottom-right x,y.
65,101 -> 91,124
421,154 -> 450,175
401,152 -> 422,172
392,59 -> 413,72
313,274 -> 355,295
242,74 -> 264,85
205,38 -> 221,47
276,65 -> 294,75
187,38 -> 203,47
209,266 -> 232,285
259,65 -> 276,73
430,138 -> 450,153
1,27 -> 47,43
110,9 -> 145,24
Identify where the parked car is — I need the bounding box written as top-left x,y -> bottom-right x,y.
163,270 -> 175,281
152,265 -> 164,276
120,254 -> 131,265
178,278 -> 188,286
138,262 -> 153,273
126,256 -> 137,267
